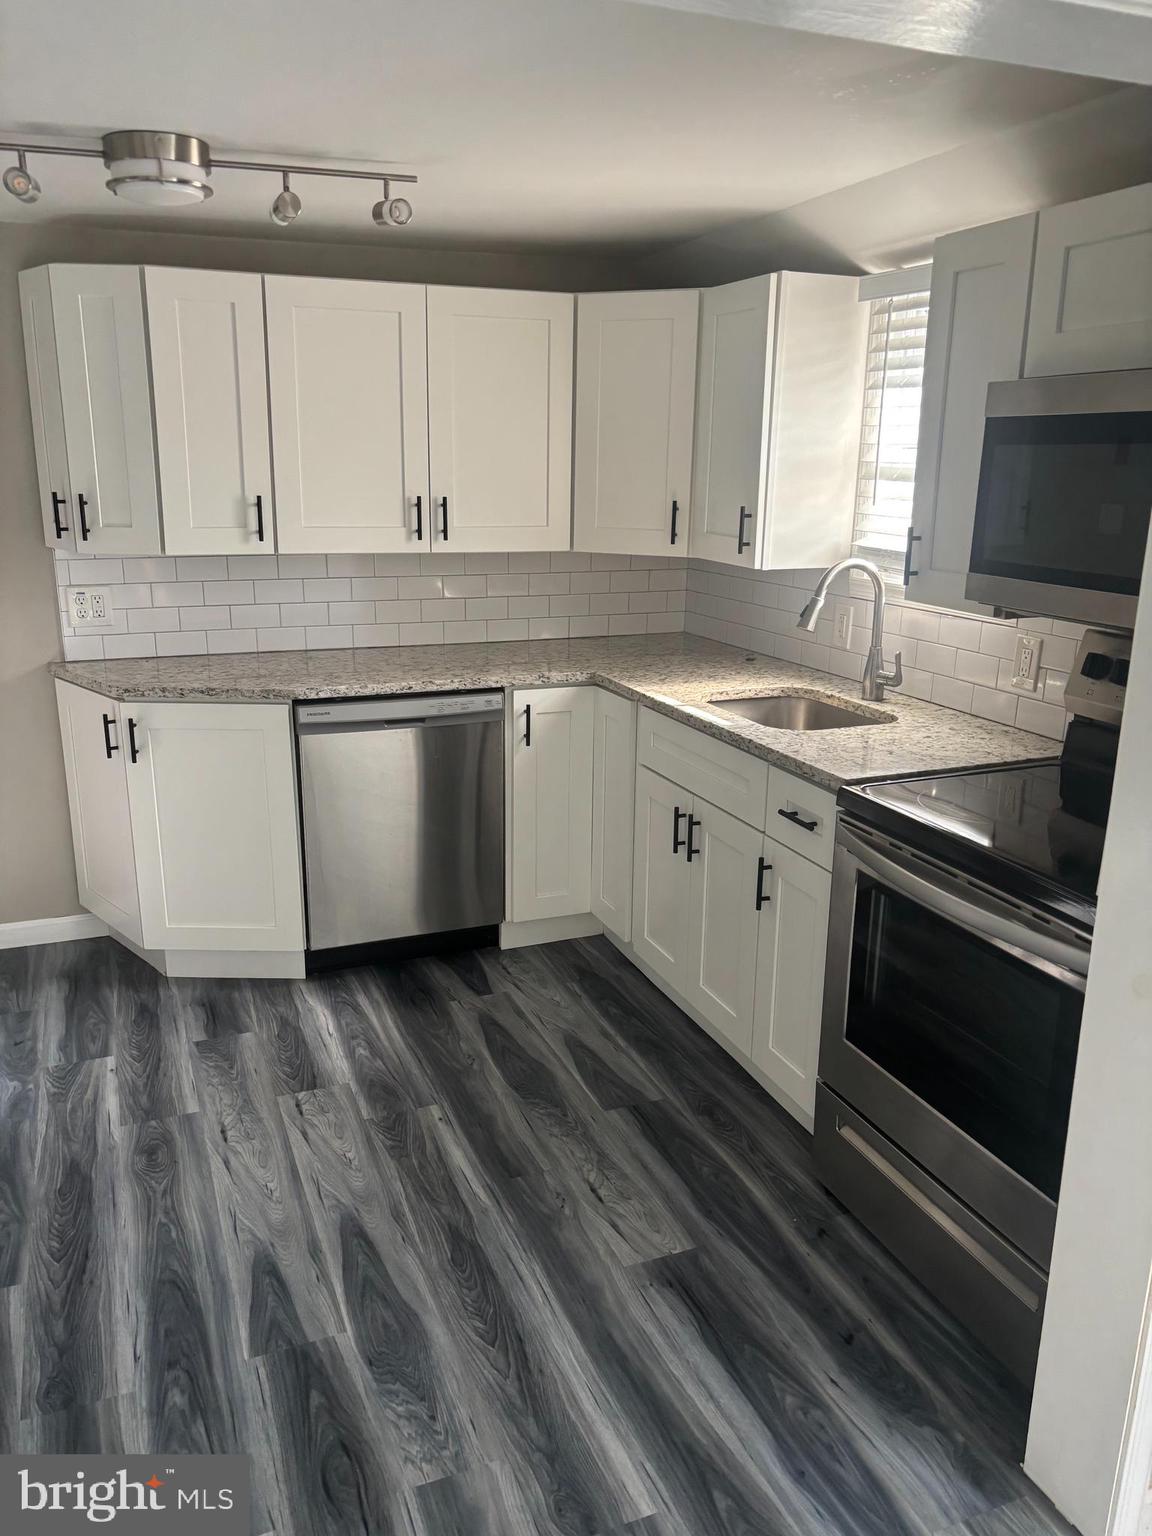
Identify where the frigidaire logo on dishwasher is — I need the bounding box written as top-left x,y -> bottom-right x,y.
1,1456 -> 249,1531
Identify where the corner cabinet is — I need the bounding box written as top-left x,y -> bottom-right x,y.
590,688 -> 636,940
144,267 -> 274,555
509,686 -> 594,922
265,276 -> 430,554
573,289 -> 698,556
20,266 -> 161,555
907,214 -> 1037,613
55,685 -> 304,955
427,287 -> 574,551
689,271 -> 866,570
1025,182 -> 1152,376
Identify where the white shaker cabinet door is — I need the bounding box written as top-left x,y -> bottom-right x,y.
590,688 -> 637,940
49,265 -> 161,556
689,274 -> 774,568
123,702 -> 304,952
510,687 -> 594,922
750,838 -> 831,1124
631,766 -> 693,997
144,267 -> 273,555
908,214 -> 1037,613
1026,183 -> 1152,376
573,289 -> 698,556
19,266 -> 74,550
683,798 -> 762,1057
266,276 -> 430,554
55,681 -> 142,944
427,287 -> 573,552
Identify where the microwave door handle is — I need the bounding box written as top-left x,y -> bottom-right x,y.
840,826 -> 1089,983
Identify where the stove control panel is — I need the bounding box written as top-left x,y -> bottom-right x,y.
1065,629 -> 1131,726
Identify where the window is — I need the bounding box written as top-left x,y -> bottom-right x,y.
853,274 -> 931,583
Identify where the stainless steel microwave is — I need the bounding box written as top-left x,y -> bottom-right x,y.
966,369 -> 1152,628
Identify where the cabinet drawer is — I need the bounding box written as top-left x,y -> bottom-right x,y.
765,768 -> 836,870
637,706 -> 767,828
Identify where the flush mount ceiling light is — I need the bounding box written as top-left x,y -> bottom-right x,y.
0,129 -> 417,227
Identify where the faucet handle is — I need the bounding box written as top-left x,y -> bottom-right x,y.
884,649 -> 903,689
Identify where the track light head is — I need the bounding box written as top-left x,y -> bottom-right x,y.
3,150 -> 41,204
270,171 -> 301,226
372,179 -> 413,227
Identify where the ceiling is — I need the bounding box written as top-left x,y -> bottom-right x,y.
0,0 -> 1123,252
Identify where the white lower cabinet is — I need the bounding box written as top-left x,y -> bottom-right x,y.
590,689 -> 636,940
682,800 -> 762,1056
750,839 -> 831,1120
122,702 -> 304,952
55,681 -> 142,944
632,758 -> 831,1127
510,687 -> 594,923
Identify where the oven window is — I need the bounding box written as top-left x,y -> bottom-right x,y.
845,875 -> 1081,1200
970,412 -> 1152,593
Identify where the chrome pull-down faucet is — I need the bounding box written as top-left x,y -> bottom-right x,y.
797,557 -> 903,702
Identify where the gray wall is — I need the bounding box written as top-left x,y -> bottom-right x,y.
0,221 -> 637,925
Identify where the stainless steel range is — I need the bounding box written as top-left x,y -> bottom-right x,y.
814,628 -> 1130,1385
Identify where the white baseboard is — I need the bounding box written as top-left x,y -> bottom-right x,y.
0,913 -> 108,950
499,913 -> 603,950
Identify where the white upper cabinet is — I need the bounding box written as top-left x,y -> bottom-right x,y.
573,289 -> 698,556
908,215 -> 1037,613
509,686 -> 594,922
123,701 -> 304,952
20,265 -> 160,554
266,276 -> 430,554
427,286 -> 573,551
1026,182 -> 1152,376
20,266 -> 74,551
144,267 -> 273,555
690,272 -> 866,569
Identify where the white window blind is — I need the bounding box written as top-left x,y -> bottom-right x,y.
853,285 -> 931,583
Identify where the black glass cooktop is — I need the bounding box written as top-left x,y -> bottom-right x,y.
839,720 -> 1116,934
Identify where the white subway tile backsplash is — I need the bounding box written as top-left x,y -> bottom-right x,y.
306,625 -> 354,649
396,576 -> 443,600
175,556 -> 228,581
278,554 -> 329,577
207,629 -> 257,653
230,604 -> 281,629
399,621 -> 444,645
325,554 -> 375,576
257,627 -> 307,651
255,578 -> 306,604
227,555 -> 278,578
441,575 -> 488,599
179,606 -> 232,631
531,617 -> 571,639
420,598 -> 466,622
329,601 -> 379,626
508,552 -> 552,574
204,579 -> 254,606
443,620 -> 488,645
303,577 -> 353,603
509,596 -> 548,619
1015,697 -> 1067,738
103,634 -> 157,658
529,572 -> 569,596
353,624 -> 399,648
156,631 -> 207,656
151,581 -> 203,608
122,557 -> 173,583
915,641 -> 957,677
128,608 -> 180,633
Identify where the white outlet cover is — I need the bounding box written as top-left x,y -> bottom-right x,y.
66,586 -> 116,629
1012,631 -> 1043,692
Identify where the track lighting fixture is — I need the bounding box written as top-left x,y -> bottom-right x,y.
2,149 -> 41,204
372,178 -> 414,228
0,131 -> 416,226
270,171 -> 301,226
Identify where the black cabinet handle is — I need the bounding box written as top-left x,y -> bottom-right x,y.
524,703 -> 531,746
755,856 -> 772,910
670,499 -> 679,546
778,807 -> 818,833
414,494 -> 423,541
440,495 -> 449,541
672,805 -> 687,854
255,493 -> 265,542
77,493 -> 90,542
903,526 -> 921,585
51,492 -> 69,539
101,713 -> 118,759
737,505 -> 751,554
126,717 -> 140,763
686,814 -> 700,862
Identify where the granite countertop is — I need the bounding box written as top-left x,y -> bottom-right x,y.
50,633 -> 1058,791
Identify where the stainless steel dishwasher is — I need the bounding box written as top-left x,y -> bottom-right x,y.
295,692 -> 504,952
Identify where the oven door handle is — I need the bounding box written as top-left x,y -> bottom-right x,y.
840,826 -> 1090,982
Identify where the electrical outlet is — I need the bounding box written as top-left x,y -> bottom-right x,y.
67,586 -> 116,629
833,604 -> 853,650
1011,631 -> 1043,692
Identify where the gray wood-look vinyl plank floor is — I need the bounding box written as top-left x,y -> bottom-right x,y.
0,934 -> 1078,1536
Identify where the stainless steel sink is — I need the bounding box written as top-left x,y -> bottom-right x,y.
710,694 -> 889,730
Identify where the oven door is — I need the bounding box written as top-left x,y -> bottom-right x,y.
820,819 -> 1088,1268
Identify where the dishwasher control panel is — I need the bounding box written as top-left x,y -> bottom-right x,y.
296,691 -> 504,729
